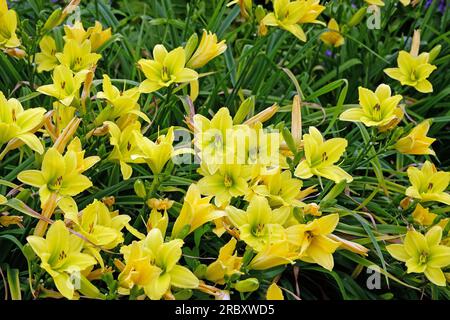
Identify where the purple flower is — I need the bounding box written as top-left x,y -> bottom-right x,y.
438,0 -> 446,13
325,50 -> 333,57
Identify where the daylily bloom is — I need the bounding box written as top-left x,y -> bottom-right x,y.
197,164 -> 252,207
205,237 -> 243,284
320,18 -> 344,47
17,147 -> 94,217
395,120 -> 436,156
35,35 -> 59,72
66,138 -> 101,173
37,65 -> 88,107
266,283 -> 284,300
172,184 -> 224,239
226,196 -> 289,251
186,30 -> 227,69
261,0 -> 322,42
248,242 -> 299,270
0,0 -> 20,49
146,198 -> 173,236
138,45 -> 198,93
294,127 -> 353,183
387,226 -> 450,286
0,91 -> 46,154
134,127 -> 175,175
384,51 -> 437,93
287,214 -> 341,270
340,84 -> 403,129
405,161 -> 450,205
95,74 -> 149,125
118,228 -> 199,299
56,39 -> 101,73
412,204 -> 437,226
26,220 -> 97,299
87,21 -> 112,51
64,20 -> 89,44
104,121 -> 145,180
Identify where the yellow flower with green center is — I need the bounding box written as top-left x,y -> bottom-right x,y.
37,65 -> 88,107
286,214 -> 341,270
186,30 -> 227,69
26,220 -> 97,299
134,127 -> 175,175
95,74 -> 149,124
226,196 -> 289,251
56,39 -> 101,73
384,51 -> 437,93
172,184 -> 225,239
138,45 -> 198,93
0,0 -> 20,49
320,18 -> 344,48
205,237 -> 243,284
405,161 -> 450,205
17,147 -> 93,216
118,228 -> 199,300
340,84 -> 403,128
105,120 -> 145,180
395,120 -> 436,156
0,91 -> 46,154
294,126 -> 353,183
197,164 -> 252,207
387,226 -> 450,286
261,0 -> 319,42
35,35 -> 59,73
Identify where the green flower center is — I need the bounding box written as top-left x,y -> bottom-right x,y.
161,66 -> 170,82
223,174 -> 233,188
419,251 -> 428,265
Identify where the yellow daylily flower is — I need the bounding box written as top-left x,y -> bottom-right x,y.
405,161 -> 450,205
35,35 -> 59,73
67,137 -> 101,173
340,84 -> 403,128
105,121 -> 145,180
138,45 -> 198,93
365,0 -> 384,6
197,164 -> 252,207
226,196 -> 289,251
172,184 -> 225,239
37,65 -> 88,107
95,74 -> 149,124
26,220 -> 97,299
63,20 -> 89,44
56,39 -> 101,73
395,120 -> 436,156
17,147 -> 93,216
0,0 -> 20,49
146,198 -> 173,236
294,127 -> 353,183
205,237 -> 243,284
133,127 -> 175,175
0,91 -> 46,154
384,51 -> 437,93
266,283 -> 284,300
287,214 -> 341,270
387,226 -> 450,286
261,0 -> 325,41
248,241 -> 299,270
87,21 -> 112,51
118,228 -> 199,299
412,204 -> 437,227
187,30 -> 227,69
320,18 -> 344,47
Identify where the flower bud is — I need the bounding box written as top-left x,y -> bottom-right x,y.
234,278 -> 259,292
42,9 -> 62,34
134,179 -> 147,198
255,5 -> 266,22
347,7 -> 367,27
428,44 -> 441,63
233,96 -> 255,124
184,33 -> 199,62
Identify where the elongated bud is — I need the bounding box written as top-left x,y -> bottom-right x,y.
194,264 -> 207,279
5,48 -> 26,59
320,180 -> 347,205
233,96 -> 255,124
234,278 -> 259,292
282,127 -> 297,154
291,95 -> 302,147
134,179 -> 147,198
59,0 -> 81,24
410,29 -> 420,57
243,103 -> 278,126
53,117 -> 82,153
184,33 -> 199,62
428,44 -> 441,63
42,9 -> 62,34
347,7 -> 367,27
255,5 -> 266,22
328,234 -> 369,256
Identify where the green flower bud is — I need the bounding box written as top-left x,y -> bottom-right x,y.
133,179 -> 147,199
184,33 -> 199,62
234,278 -> 259,292
233,96 -> 255,124
348,7 -> 367,27
41,9 -> 62,34
428,45 -> 441,63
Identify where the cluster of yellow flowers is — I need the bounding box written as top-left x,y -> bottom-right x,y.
0,0 -> 449,300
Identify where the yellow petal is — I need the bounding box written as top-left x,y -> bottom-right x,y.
266,283 -> 284,300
